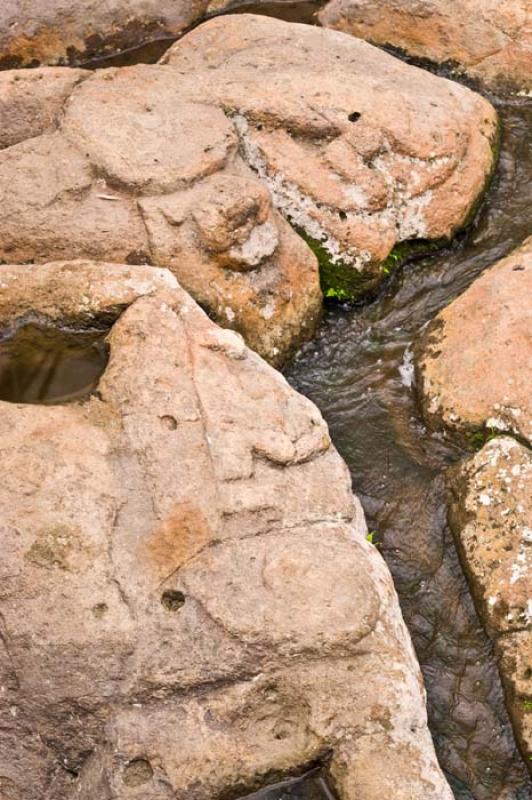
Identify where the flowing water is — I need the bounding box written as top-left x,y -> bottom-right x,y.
285,97 -> 532,799
0,322 -> 108,404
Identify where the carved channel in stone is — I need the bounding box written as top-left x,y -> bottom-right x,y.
0,319 -> 109,405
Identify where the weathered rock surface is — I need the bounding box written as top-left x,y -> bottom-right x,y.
161,14 -> 498,297
415,237 -> 532,445
0,17 -> 497,310
0,260 -> 452,800
0,68 -> 87,149
0,64 -> 322,366
0,0 -> 209,68
448,436 -> 532,768
319,0 -> 532,93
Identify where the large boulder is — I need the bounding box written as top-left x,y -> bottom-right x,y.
319,0 -> 532,93
415,237 -> 532,445
0,260 -> 453,800
0,18 -> 498,312
448,437 -> 532,768
161,14 -> 498,298
0,0 -> 209,68
0,66 -> 322,366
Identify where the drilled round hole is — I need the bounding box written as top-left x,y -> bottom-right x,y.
160,414 -> 178,430
348,111 -> 361,122
122,758 -> 153,786
161,589 -> 185,612
0,321 -> 109,405
91,602 -> 109,619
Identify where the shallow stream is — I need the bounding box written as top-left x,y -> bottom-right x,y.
285,96 -> 532,799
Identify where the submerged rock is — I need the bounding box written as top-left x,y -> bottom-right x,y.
0,260 -> 453,800
0,0 -> 209,68
320,0 -> 532,93
448,436 -> 532,769
161,14 -> 498,298
415,236 -> 532,446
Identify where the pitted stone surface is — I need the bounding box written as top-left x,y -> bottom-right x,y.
180,530 -> 381,650
161,14 -> 498,286
0,64 -> 322,366
0,261 -> 452,800
0,17 -> 497,345
0,67 -> 87,150
62,69 -> 238,193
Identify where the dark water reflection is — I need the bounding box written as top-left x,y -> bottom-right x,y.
0,322 -> 108,405
242,770 -> 337,800
285,99 -> 532,799
80,2 -> 324,68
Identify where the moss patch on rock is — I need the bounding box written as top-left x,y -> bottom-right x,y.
294,228 -> 379,303
297,227 -> 454,304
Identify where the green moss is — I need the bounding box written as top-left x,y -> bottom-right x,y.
468,424 -> 505,451
295,227 -> 379,303
380,238 -> 448,275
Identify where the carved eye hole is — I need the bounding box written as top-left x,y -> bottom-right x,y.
161,589 -> 185,612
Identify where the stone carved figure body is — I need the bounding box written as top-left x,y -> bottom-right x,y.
0,262 -> 453,800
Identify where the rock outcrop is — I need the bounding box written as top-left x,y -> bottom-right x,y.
0,260 -> 453,800
415,237 -> 532,446
448,437 -> 532,768
161,14 -> 498,299
0,18 -> 498,316
319,0 -> 532,93
0,65 -> 322,366
0,0 -> 209,68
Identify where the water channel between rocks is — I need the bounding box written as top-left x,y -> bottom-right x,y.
285,97 -> 532,800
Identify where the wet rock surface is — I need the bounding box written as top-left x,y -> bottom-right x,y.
0,260 -> 453,800
415,237 -> 532,446
448,437 -> 532,768
0,0 -> 209,68
319,0 -> 532,93
0,7 -> 530,800
415,236 -> 532,778
162,14 -> 498,298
